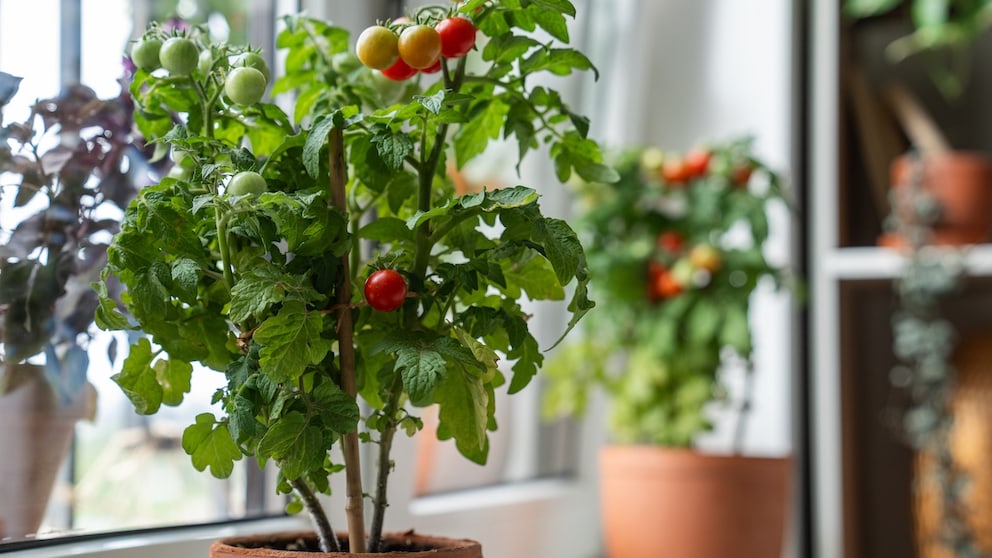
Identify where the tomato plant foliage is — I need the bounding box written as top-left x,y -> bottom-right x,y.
97,0 -> 612,551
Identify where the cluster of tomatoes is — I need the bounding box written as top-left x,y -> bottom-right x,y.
643,146 -> 753,188
646,232 -> 723,302
130,34 -> 270,106
355,16 -> 477,81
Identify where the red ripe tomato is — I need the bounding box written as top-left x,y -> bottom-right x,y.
661,157 -> 690,184
421,58 -> 442,74
364,269 -> 408,312
731,163 -> 753,187
653,268 -> 683,299
380,57 -> 418,81
436,17 -> 476,58
656,231 -> 684,254
685,148 -> 711,178
398,24 -> 442,69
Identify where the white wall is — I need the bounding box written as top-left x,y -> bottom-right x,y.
585,0 -> 797,457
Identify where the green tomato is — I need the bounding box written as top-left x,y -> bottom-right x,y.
131,37 -> 162,71
198,49 -> 219,76
230,52 -> 270,82
227,171 -> 267,197
159,37 -> 199,76
224,67 -> 267,106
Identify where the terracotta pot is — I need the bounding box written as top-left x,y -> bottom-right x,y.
883,152 -> 992,246
209,531 -> 483,557
599,446 -> 791,558
0,364 -> 96,540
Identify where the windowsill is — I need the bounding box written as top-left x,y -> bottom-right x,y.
2,517 -> 307,558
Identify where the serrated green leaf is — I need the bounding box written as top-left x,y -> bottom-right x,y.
415,90 -> 445,115
253,301 -> 333,383
533,217 -> 582,285
370,129 -> 414,171
256,411 -> 325,480
171,258 -> 200,302
112,337 -> 162,414
396,347 -> 446,407
303,114 -> 335,178
311,381 -> 360,433
228,263 -> 289,324
182,413 -> 242,478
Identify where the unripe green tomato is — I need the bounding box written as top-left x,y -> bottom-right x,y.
230,52 -> 270,82
159,37 -> 199,75
227,171 -> 267,197
198,49 -> 220,76
131,37 -> 162,71
225,67 -> 267,106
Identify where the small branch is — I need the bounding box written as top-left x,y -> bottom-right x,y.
328,125 -> 367,554
732,360 -> 755,455
290,477 -> 341,553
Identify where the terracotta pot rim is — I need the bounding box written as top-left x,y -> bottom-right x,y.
210,530 -> 482,557
600,445 -> 791,460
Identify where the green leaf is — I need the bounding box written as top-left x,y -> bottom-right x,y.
687,298 -> 722,345
253,301 -> 333,384
396,346 -> 447,407
370,129 -> 414,171
508,332 -> 542,394
171,258 -> 200,303
502,252 -> 565,301
256,411 -> 325,480
182,413 -> 242,478
155,357 -> 193,406
311,381 -> 361,433
520,47 -> 598,80
228,263 -> 290,324
454,100 -> 510,168
435,368 -> 490,464
533,217 -> 583,285
720,303 -> 753,356
357,217 -> 414,243
112,338 -> 162,414
303,114 -> 335,178
93,280 -> 134,331
526,0 -> 576,16
528,6 -> 570,42
415,90 -> 445,115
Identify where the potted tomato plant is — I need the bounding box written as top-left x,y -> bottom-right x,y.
0,70 -> 153,539
543,137 -> 796,558
96,1 -> 611,555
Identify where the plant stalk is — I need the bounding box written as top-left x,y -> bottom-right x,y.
328,125 -> 367,553
291,478 -> 341,552
367,375 -> 404,552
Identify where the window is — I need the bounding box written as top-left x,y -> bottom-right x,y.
1,2 -> 610,555
0,0 -> 296,544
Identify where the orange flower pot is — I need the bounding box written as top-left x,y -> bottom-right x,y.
882,152 -> 992,247
599,446 -> 791,558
